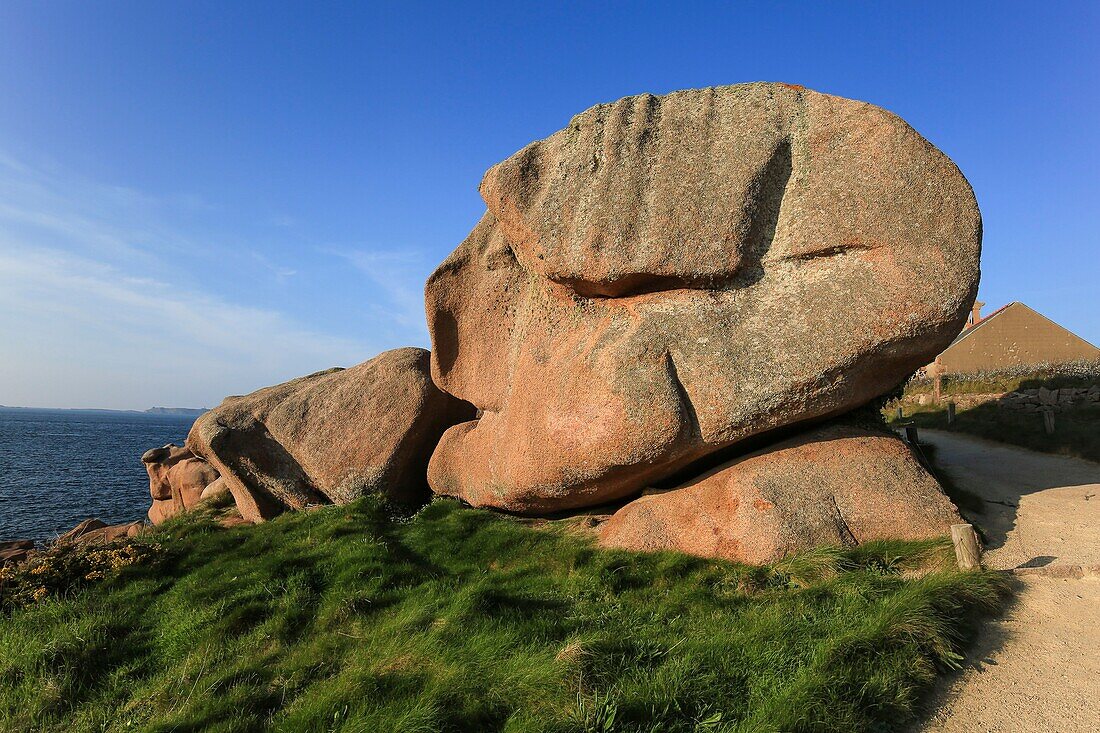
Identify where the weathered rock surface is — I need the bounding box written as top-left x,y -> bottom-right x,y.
187,347 -> 475,523
200,476 -> 230,501
148,499 -> 176,525
169,457 -> 220,510
426,82 -> 982,514
141,443 -> 220,524
56,519 -> 145,546
141,444 -> 193,501
598,422 -> 962,563
0,540 -> 35,568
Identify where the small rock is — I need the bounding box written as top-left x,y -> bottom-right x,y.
0,540 -> 35,567
57,519 -> 144,546
200,476 -> 230,501
57,518 -> 108,542
142,443 -> 193,500
219,516 -> 253,529
142,444 -> 220,524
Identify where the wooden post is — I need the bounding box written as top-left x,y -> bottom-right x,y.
904,426 -> 919,445
951,523 -> 982,570
1043,409 -> 1055,434
895,406 -> 904,421
947,401 -> 956,425
931,357 -> 944,405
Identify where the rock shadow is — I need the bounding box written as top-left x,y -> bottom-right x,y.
917,429 -> 1100,558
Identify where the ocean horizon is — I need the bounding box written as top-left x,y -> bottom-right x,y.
0,407 -> 196,543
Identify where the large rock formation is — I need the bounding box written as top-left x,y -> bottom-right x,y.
187,347 -> 474,523
598,420 -> 961,564
141,444 -> 220,524
426,82 -> 981,514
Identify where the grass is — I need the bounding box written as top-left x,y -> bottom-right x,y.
892,401 -> 1100,463
0,497 -> 1008,733
903,360 -> 1100,397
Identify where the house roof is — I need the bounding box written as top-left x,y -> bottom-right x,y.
944,301 -> 1100,353
945,301 -> 1015,348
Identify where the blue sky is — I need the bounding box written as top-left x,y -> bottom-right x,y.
0,2 -> 1097,409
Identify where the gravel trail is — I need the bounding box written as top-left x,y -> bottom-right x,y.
913,430 -> 1100,733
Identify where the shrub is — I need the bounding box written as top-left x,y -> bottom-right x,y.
0,538 -> 165,613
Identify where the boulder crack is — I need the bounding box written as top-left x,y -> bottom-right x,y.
665,351 -> 701,443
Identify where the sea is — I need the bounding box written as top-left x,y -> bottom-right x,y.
0,407 -> 197,543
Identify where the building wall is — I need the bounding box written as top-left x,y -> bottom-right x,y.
938,303 -> 1100,373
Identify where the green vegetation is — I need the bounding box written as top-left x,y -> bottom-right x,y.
1,498 -> 1008,733
903,360 -> 1100,397
889,362 -> 1100,462
0,538 -> 165,612
892,401 -> 1100,463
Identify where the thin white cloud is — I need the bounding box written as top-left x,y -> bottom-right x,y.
328,247 -> 432,336
0,152 -> 377,409
0,153 -> 199,264
0,244 -> 368,409
251,250 -> 298,280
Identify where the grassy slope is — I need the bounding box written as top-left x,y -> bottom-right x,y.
0,499 -> 1007,733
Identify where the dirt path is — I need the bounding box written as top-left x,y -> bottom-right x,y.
913,430 -> 1100,733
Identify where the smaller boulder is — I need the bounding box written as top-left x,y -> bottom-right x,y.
200,476 -> 230,501
0,540 -> 34,568
142,442 -> 220,524
148,500 -> 175,525
168,457 -> 220,510
142,444 -> 193,500
219,515 -> 252,529
57,518 -> 107,542
599,421 -> 961,565
187,347 -> 475,523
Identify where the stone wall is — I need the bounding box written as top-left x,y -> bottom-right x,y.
902,385 -> 1100,413
996,386 -> 1100,413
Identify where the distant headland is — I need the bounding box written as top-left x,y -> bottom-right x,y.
143,407 -> 208,416
0,405 -> 206,416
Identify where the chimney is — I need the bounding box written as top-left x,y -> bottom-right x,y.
969,301 -> 985,328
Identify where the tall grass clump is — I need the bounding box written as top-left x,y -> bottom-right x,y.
0,497 -> 1008,732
